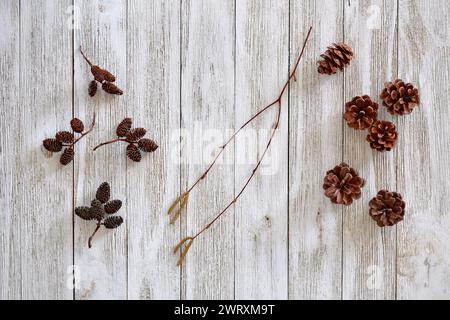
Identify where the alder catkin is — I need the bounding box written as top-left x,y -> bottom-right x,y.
70,118 -> 85,133
55,131 -> 74,143
60,147 -> 74,165
102,81 -> 123,95
43,138 -> 63,152
138,138 -> 158,152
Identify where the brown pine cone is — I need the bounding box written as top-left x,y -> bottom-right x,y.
318,43 -> 353,75
75,206 -> 94,221
343,95 -> 378,130
55,131 -> 74,143
102,81 -> 123,95
126,128 -> 147,142
43,138 -> 63,152
104,216 -> 123,229
369,190 -> 405,227
323,162 -> 365,205
70,118 -> 85,133
89,203 -> 105,221
60,148 -> 74,165
116,118 -> 132,137
96,182 -> 111,204
138,138 -> 158,152
380,79 -> 420,115
88,80 -> 98,97
366,120 -> 398,152
91,65 -> 116,83
104,200 -> 122,214
126,143 -> 142,162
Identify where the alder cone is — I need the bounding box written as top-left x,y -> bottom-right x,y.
70,118 -> 85,133
116,118 -> 132,137
323,162 -> 365,205
104,216 -> 123,229
75,206 -> 94,220
343,95 -> 378,130
91,65 -> 116,83
138,138 -> 158,152
318,42 -> 353,75
126,143 -> 142,162
380,79 -> 420,115
104,200 -> 122,214
96,182 -> 111,204
60,147 -> 74,165
369,190 -> 405,227
88,80 -> 98,97
126,128 -> 147,142
43,138 -> 63,152
102,81 -> 123,95
55,131 -> 74,143
367,120 -> 398,152
89,204 -> 105,221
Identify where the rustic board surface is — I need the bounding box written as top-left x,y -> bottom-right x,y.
1,0 -> 449,300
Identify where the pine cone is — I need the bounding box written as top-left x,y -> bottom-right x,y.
102,81 -> 123,95
91,199 -> 102,208
89,204 -> 105,221
43,138 -> 63,152
367,120 -> 398,152
104,200 -> 122,214
126,128 -> 147,142
96,182 -> 111,204
75,206 -> 94,221
60,148 -> 74,165
116,118 -> 132,137
369,190 -> 405,227
70,118 -> 85,133
88,80 -> 98,97
126,143 -> 142,162
55,131 -> 74,143
138,138 -> 158,152
91,65 -> 116,83
380,79 -> 420,115
104,216 -> 123,229
343,95 -> 378,130
318,43 -> 353,75
323,162 -> 365,205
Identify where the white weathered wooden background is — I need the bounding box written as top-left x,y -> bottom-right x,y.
1,0 -> 449,300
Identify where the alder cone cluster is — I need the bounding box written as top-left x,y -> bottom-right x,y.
369,190 -> 405,227
318,43 -> 353,75
367,120 -> 398,152
344,95 -> 378,130
380,79 -> 420,115
323,162 -> 365,205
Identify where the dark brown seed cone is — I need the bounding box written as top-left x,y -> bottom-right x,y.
75,206 -> 94,221
126,128 -> 147,142
323,162 -> 365,205
104,200 -> 122,214
70,118 -> 85,133
96,182 -> 110,204
343,95 -> 378,130
88,80 -> 98,97
126,143 -> 142,162
89,204 -> 105,221
104,216 -> 123,229
369,190 -> 405,227
91,199 -> 102,208
317,42 -> 353,75
91,65 -> 116,83
102,81 -> 123,95
55,131 -> 74,143
43,138 -> 63,152
366,120 -> 398,152
60,148 -> 74,165
380,79 -> 420,115
138,138 -> 158,152
116,118 -> 132,137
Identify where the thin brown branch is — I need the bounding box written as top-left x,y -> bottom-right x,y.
88,223 -> 101,248
92,138 -> 129,151
79,46 -> 93,67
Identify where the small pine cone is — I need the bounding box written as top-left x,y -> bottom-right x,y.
380,79 -> 420,115
88,80 -> 98,97
89,204 -> 105,221
75,206 -> 94,221
116,118 -> 132,137
367,120 -> 398,152
96,182 -> 110,204
104,200 -> 122,214
60,148 -> 74,165
55,131 -> 74,143
126,143 -> 142,162
369,190 -> 405,227
323,162 -> 365,205
43,138 -> 63,152
102,81 -> 123,95
138,138 -> 158,152
318,42 -> 353,75
126,128 -> 147,142
70,118 -> 85,133
104,216 -> 123,229
91,65 -> 116,83
343,95 -> 378,130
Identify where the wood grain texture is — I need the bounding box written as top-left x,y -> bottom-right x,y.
234,0 -> 289,299
396,0 -> 450,299
74,0 -> 128,300
126,0 -> 181,300
288,0 -> 344,300
342,0 -> 397,299
180,0 -> 235,299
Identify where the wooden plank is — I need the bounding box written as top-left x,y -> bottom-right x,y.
342,0 -> 398,299
288,0 -> 344,300
397,0 -> 450,299
126,0 -> 181,299
180,0 -> 235,299
18,0 -> 73,299
73,0 -> 127,300
0,0 -> 20,300
234,0 -> 289,299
